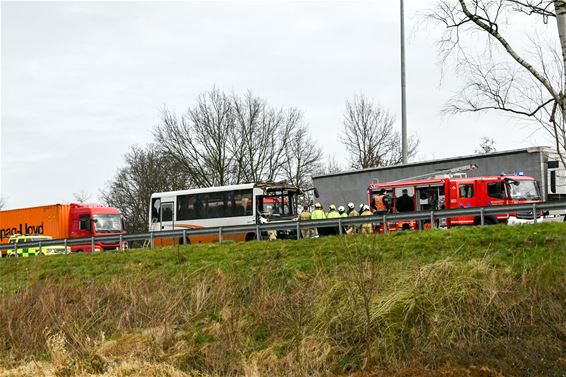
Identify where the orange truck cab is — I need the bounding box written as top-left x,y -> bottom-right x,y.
0,203 -> 125,255
368,174 -> 543,232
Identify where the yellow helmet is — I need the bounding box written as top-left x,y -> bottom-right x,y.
315,202 -> 322,208
329,204 -> 336,211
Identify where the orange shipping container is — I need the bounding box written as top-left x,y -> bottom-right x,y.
0,204 -> 71,244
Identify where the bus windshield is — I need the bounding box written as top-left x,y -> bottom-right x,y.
506,180 -> 541,201
258,191 -> 298,218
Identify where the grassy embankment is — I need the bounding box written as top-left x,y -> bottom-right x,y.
0,223 -> 565,376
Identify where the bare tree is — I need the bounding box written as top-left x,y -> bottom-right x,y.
318,155 -> 345,175
430,0 -> 566,163
100,144 -> 191,234
282,124 -> 324,189
73,190 -> 91,203
340,95 -> 419,169
154,87 -> 321,189
155,88 -> 236,187
475,136 -> 497,153
231,92 -> 302,183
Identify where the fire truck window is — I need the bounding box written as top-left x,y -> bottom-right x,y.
487,182 -> 506,199
394,187 -> 414,197
459,184 -> 474,198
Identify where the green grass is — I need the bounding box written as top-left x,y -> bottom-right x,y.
0,222 -> 565,376
1,222 -> 565,293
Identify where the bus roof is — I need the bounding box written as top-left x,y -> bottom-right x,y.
151,182 -> 300,198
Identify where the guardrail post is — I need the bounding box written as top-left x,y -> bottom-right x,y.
480,208 -> 485,226
13,242 -> 17,257
338,218 -> 343,235
430,210 -> 434,229
183,229 -> 187,245
296,222 -> 300,240
38,241 -> 42,254
256,225 -> 260,240
533,203 -> 538,224
64,238 -> 67,251
150,232 -> 154,248
382,215 -> 388,234
119,234 -> 123,250
91,237 -> 95,252
218,227 -> 223,243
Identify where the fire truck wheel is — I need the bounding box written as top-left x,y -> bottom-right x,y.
474,216 -> 497,226
245,232 -> 257,242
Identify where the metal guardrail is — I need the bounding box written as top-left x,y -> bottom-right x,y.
1,201 -> 565,253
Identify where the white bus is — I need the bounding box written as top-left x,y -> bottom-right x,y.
149,182 -> 306,244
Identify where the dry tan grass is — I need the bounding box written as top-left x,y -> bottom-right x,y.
0,248 -> 564,376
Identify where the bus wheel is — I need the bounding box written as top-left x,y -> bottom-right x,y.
179,237 -> 191,245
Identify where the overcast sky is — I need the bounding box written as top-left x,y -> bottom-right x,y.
1,0 -> 555,209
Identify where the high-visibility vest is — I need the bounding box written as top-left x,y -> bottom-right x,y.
326,210 -> 340,219
311,209 -> 326,220
340,212 -> 348,218
375,195 -> 386,211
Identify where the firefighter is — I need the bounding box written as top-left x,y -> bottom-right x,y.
311,202 -> 326,236
373,189 -> 389,215
347,202 -> 359,234
395,189 -> 415,213
395,189 -> 414,231
326,204 -> 340,235
326,204 -> 340,219
338,206 -> 348,218
347,202 -> 359,217
298,204 -> 314,238
311,203 -> 326,220
360,204 -> 374,234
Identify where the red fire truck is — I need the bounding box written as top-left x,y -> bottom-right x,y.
368,168 -> 543,232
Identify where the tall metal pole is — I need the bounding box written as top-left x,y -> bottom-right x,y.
400,0 -> 408,164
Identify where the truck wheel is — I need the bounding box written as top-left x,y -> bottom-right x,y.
474,216 -> 497,226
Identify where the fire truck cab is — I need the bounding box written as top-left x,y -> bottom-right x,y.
368,174 -> 543,231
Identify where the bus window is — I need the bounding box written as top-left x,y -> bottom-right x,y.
161,203 -> 173,222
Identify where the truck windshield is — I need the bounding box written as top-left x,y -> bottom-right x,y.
506,180 -> 541,201
93,214 -> 122,233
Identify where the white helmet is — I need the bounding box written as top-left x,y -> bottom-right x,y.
359,203 -> 364,210
347,202 -> 355,210
338,205 -> 345,213
363,204 -> 370,211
